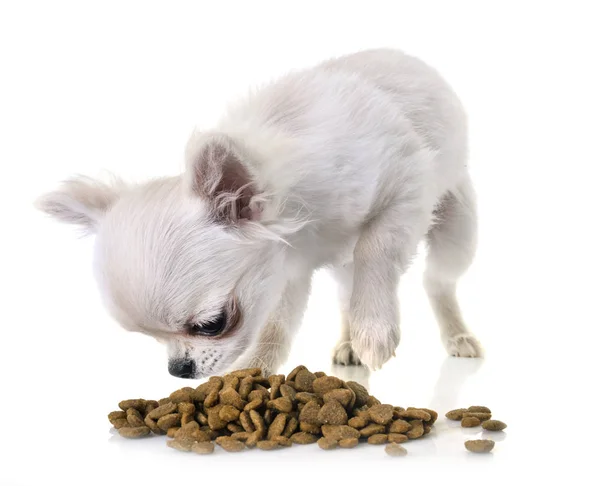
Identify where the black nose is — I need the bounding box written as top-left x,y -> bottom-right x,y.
168,359 -> 196,379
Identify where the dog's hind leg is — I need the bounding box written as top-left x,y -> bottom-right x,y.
424,176 -> 483,357
331,261 -> 362,366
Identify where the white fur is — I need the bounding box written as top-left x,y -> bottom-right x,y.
36,49 -> 482,378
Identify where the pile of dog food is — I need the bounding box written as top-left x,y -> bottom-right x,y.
445,406 -> 507,453
108,365 -> 438,456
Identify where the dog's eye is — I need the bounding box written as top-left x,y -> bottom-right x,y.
188,312 -> 227,337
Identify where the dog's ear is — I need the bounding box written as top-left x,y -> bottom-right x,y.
35,176 -> 124,233
185,132 -> 263,223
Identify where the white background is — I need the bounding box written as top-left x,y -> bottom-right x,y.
1,1 -> 598,485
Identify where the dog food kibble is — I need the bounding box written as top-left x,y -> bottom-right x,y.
465,439 -> 495,453
317,437 -> 338,450
445,408 -> 468,421
339,438 -> 359,448
385,443 -> 408,456
481,420 -> 507,431
468,406 -> 491,414
461,417 -> 481,428
109,366 -> 439,456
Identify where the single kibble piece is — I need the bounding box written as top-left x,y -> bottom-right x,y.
146,402 -> 177,420
465,439 -> 495,453
279,384 -> 297,400
257,440 -> 280,451
367,434 -> 388,445
481,420 -> 507,431
118,399 -> 146,413
468,406 -> 491,414
406,420 -> 424,439
461,417 -> 481,428
317,437 -> 338,450
286,365 -> 308,382
294,369 -> 317,392
283,417 -> 299,437
300,422 -> 322,434
463,412 -> 492,421
345,381 -> 369,408
323,389 -> 355,408
239,411 -> 255,433
272,436 -> 293,447
268,397 -> 293,413
321,425 -> 361,441
219,388 -> 246,410
399,409 -> 431,422
385,443 -> 408,456
231,367 -> 262,379
191,442 -> 215,455
299,400 -> 321,425
108,411 -> 126,423
118,426 -> 151,438
216,437 -> 246,452
290,432 -> 318,444
348,416 -> 369,429
312,376 -> 344,395
268,413 -> 287,439
167,439 -> 192,452
166,427 -> 180,438
318,400 -> 348,425
157,413 -> 181,431
360,424 -> 386,437
339,438 -> 359,448
126,408 -> 145,428
219,405 -> 241,423
369,404 -> 394,425
388,419 -> 412,434
445,408 -> 467,421
169,389 -> 192,404
388,433 -> 408,443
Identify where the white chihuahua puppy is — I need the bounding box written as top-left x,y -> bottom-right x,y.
37,49 -> 482,379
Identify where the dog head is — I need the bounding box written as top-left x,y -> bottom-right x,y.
36,132 -> 295,378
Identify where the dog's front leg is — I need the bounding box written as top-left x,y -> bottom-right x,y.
350,204 -> 427,370
236,272 -> 312,375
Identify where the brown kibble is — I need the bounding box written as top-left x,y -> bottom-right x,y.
230,432 -> 250,441
244,398 -> 263,411
399,409 -> 431,422
263,409 -> 273,426
144,400 -> 159,415
118,399 -> 146,413
481,420 -> 507,431
312,376 -> 344,396
219,388 -> 246,410
219,405 -> 241,422
118,426 -> 151,438
388,433 -> 408,443
191,441 -> 215,454
257,440 -> 280,450
267,397 -> 293,413
231,367 -> 262,378
169,389 -> 192,404
461,417 -> 481,428
290,432 -> 318,444
191,382 -> 210,403
369,404 -> 394,425
222,374 -> 240,390
339,438 -> 359,448
317,437 -> 338,450
465,439 -> 495,453
445,408 -> 467,421
167,439 -> 192,452
177,402 -> 195,414
207,405 -> 228,430
279,384 -> 297,400
286,365 -> 307,382
296,392 -> 322,404
388,419 -> 411,434
147,402 -> 177,420
323,389 -> 355,409
195,412 -> 208,426
269,374 -> 284,399
321,425 -> 361,441
299,400 -> 321,425
157,413 -> 181,431
420,408 -> 438,423
249,409 -> 266,435
468,406 -> 491,414
283,417 -> 299,437
126,408 -> 145,427
366,396 -> 381,407
406,420 -> 424,439
385,443 -> 407,456
143,416 -> 163,434
300,422 -> 321,434
272,436 -> 293,447
245,431 -> 262,448
239,376 -> 254,400
294,369 -> 317,392
248,388 -> 269,403
111,418 -> 129,429
463,412 -> 492,421
367,434 -> 388,445
167,427 -> 180,438
317,400 -> 348,425
345,381 -> 369,408
268,413 -> 287,439
216,437 -> 245,452
348,416 -> 369,429
204,390 -> 219,408
227,423 -> 244,433
239,411 -> 255,433
108,411 -> 126,423
360,424 -> 386,437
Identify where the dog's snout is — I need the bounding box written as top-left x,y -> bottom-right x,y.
168,358 -> 196,379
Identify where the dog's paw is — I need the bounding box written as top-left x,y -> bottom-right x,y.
332,341 -> 362,366
350,326 -> 400,370
444,333 -> 484,358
